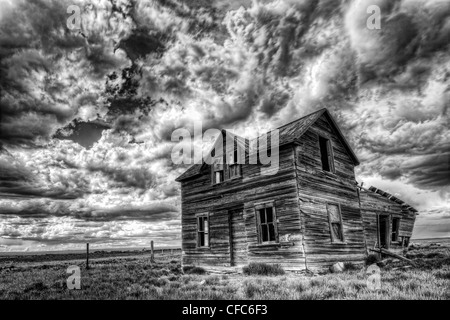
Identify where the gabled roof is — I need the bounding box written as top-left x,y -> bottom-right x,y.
176,108 -> 359,182
175,130 -> 247,182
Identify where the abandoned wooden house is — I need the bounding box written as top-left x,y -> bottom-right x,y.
175,108 -> 418,271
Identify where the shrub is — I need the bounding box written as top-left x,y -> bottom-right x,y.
183,266 -> 206,275
294,281 -> 309,292
425,252 -> 446,259
343,262 -> 358,271
205,275 -> 220,285
365,254 -> 380,266
244,283 -> 258,298
24,281 -> 48,293
242,263 -> 285,276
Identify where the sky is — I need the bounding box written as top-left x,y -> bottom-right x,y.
0,0 -> 449,252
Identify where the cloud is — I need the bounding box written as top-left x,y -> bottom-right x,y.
0,0 -> 449,250
0,0 -> 132,146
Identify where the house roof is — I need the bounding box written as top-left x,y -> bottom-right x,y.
361,185 -> 418,214
176,108 -> 359,182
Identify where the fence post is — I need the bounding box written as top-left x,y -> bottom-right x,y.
86,243 -> 89,270
151,240 -> 155,263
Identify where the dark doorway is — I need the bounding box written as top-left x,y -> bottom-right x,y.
229,210 -> 248,266
379,215 -> 390,248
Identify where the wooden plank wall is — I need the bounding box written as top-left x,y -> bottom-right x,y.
359,190 -> 416,250
295,115 -> 367,271
181,143 -> 307,271
180,113 -> 416,272
229,209 -> 248,266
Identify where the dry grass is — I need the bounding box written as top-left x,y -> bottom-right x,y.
0,245 -> 449,300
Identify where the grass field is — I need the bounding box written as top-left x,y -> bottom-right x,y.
0,241 -> 449,300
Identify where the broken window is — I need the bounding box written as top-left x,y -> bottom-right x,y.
256,204 -> 277,243
391,217 -> 400,242
319,136 -> 335,172
228,149 -> 241,178
402,236 -> 410,247
197,215 -> 209,247
327,203 -> 344,242
212,157 -> 224,184
227,138 -> 242,179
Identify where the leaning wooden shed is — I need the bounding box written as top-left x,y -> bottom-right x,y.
359,186 -> 417,254
176,108 -> 418,272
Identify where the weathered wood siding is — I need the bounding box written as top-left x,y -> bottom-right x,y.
179,111 -> 417,271
294,114 -> 366,270
181,142 -> 307,271
229,209 -> 248,266
359,190 -> 416,251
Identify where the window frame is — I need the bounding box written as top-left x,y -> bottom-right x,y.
391,217 -> 401,243
211,156 -> 224,185
326,203 -> 345,243
227,138 -> 242,179
318,135 -> 335,173
196,213 -> 210,248
255,202 -> 278,244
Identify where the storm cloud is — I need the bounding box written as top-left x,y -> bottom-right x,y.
0,0 -> 449,250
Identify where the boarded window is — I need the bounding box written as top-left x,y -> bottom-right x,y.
212,157 -> 224,184
229,164 -> 241,178
327,204 -> 344,242
227,140 -> 241,179
391,217 -> 400,242
319,136 -> 335,172
256,205 -> 277,243
197,215 -> 209,247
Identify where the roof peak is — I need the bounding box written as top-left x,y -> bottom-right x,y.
274,108 -> 327,131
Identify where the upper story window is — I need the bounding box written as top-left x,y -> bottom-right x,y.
212,157 -> 224,184
319,136 -> 335,172
255,203 -> 278,243
197,214 -> 209,247
327,203 -> 344,243
228,149 -> 241,179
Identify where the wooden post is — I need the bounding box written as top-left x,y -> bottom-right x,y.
150,240 -> 155,262
86,243 -> 89,270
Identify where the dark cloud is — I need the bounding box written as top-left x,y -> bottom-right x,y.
1,0 -> 449,250
0,148 -> 88,199
0,0 -> 131,146
403,153 -> 450,189
87,164 -> 155,190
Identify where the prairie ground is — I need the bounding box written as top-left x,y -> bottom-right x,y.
0,243 -> 448,300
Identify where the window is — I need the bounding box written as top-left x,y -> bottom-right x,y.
319,136 -> 335,172
402,236 -> 410,247
212,157 -> 224,184
391,217 -> 400,242
256,204 -> 277,243
215,171 -> 223,183
228,149 -> 241,178
327,203 -> 344,242
197,215 -> 209,247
